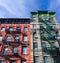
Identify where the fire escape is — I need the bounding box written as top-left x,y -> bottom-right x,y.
0,26 -> 29,62
39,16 -> 60,63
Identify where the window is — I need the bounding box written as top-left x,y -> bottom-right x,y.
50,17 -> 53,21
33,42 -> 38,49
44,56 -> 50,63
11,60 -> 16,63
33,33 -> 37,38
24,27 -> 28,32
23,35 -> 27,41
0,35 -> 3,41
42,42 -> 46,48
34,56 -> 39,63
22,47 -> 27,54
32,17 -> 36,21
22,60 -> 26,63
13,47 -> 18,53
16,26 -> 20,31
4,46 -> 8,54
14,35 -> 19,42
6,36 -> 11,42
0,60 -> 4,63
52,25 -> 57,30
33,24 -> 36,29
9,27 -> 13,31
1,27 -> 5,32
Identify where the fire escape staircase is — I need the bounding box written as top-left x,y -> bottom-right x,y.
39,17 -> 59,53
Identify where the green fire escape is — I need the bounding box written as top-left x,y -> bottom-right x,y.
39,16 -> 58,52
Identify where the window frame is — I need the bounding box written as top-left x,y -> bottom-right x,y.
34,56 -> 39,63
9,27 -> 13,32
32,17 -> 36,21
33,33 -> 37,38
16,26 -> 20,31
14,35 -> 19,42
23,35 -> 27,41
22,46 -> 27,54
13,47 -> 18,54
11,60 -> 16,63
6,35 -> 11,42
42,42 -> 46,48
24,27 -> 28,32
33,24 -> 36,29
21,60 -> 26,63
0,35 -> 3,41
4,46 -> 8,54
33,42 -> 38,49
0,60 -> 4,63
1,27 -> 5,32
44,56 -> 50,63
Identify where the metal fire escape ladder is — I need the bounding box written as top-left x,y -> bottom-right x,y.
39,17 -> 57,49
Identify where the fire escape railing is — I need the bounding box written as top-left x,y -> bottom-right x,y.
39,17 -> 59,52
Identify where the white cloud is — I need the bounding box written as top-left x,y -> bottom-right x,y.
0,0 -> 37,18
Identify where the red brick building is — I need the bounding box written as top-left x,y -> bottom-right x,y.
0,18 -> 30,63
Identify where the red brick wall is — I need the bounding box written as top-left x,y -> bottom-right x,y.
0,24 -> 30,63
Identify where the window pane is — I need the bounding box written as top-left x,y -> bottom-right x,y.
22,47 -> 27,54
9,27 -> 13,31
6,36 -> 11,42
4,47 -> 8,54
23,35 -> 27,41
42,42 -> 46,48
32,17 -> 36,21
11,60 -> 16,63
15,36 -> 19,39
22,61 -> 26,63
1,27 -> 5,32
24,27 -> 28,32
0,35 -> 2,41
33,24 -> 36,29
33,33 -> 37,37
33,42 -> 38,49
0,60 -> 4,63
16,27 -> 20,31
44,56 -> 50,63
34,56 -> 39,63
13,47 -> 17,53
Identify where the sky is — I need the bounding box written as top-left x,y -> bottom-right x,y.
0,0 -> 60,24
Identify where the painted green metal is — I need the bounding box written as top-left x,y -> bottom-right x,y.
39,13 -> 58,50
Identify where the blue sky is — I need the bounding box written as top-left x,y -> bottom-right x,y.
0,0 -> 60,24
